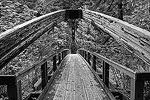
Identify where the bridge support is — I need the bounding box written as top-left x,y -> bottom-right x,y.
41,62 -> 48,89
88,52 -> 91,65
0,75 -> 22,100
92,55 -> 97,71
130,73 -> 150,100
70,20 -> 77,54
65,10 -> 83,54
102,61 -> 109,87
53,55 -> 57,72
118,0 -> 123,20
58,53 -> 61,65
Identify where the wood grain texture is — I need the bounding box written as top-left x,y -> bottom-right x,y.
83,10 -> 150,65
0,11 -> 65,70
40,54 -> 112,100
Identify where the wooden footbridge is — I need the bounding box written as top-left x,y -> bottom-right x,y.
0,9 -> 150,100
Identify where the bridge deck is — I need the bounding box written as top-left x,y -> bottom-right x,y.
39,54 -> 113,100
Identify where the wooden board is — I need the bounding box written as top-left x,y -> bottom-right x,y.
83,10 -> 150,65
39,54 -> 114,100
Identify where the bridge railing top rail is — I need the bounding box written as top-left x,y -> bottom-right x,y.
83,9 -> 150,65
16,49 -> 70,81
0,10 -> 65,70
78,48 -> 150,100
0,10 -> 65,39
78,48 -> 136,79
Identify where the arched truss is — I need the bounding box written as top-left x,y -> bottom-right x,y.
0,9 -> 150,69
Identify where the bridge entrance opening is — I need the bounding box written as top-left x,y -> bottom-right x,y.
65,10 -> 83,54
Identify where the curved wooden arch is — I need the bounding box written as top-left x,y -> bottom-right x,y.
83,10 -> 150,65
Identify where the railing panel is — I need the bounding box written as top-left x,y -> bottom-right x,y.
83,10 -> 150,65
0,10 -> 65,70
78,49 -> 150,100
0,49 -> 70,100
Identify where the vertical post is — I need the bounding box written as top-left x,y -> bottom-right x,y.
64,50 -> 67,57
7,76 -> 21,100
85,51 -> 87,61
82,50 -> 84,57
62,51 -> 65,59
17,80 -> 22,100
41,62 -> 48,89
58,53 -> 61,65
92,55 -> 96,71
102,61 -> 109,87
118,0 -> 123,20
61,51 -> 64,59
88,52 -> 91,65
82,50 -> 84,58
70,20 -> 77,54
130,73 -> 145,100
53,55 -> 57,72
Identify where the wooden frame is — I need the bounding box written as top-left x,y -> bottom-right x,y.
78,49 -> 150,100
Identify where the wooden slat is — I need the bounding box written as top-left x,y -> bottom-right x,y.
83,10 -> 150,65
0,10 -> 65,70
16,49 -> 70,81
38,54 -> 115,100
78,49 -> 136,79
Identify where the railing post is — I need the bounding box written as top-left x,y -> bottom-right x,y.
81,50 -> 84,57
80,50 -> 84,57
102,61 -> 109,87
58,53 -> 61,65
62,51 -> 64,59
41,62 -> 48,89
88,52 -> 91,65
130,73 -> 149,100
84,51 -> 87,61
7,76 -> 21,100
92,55 -> 96,71
17,80 -> 22,100
53,55 -> 57,72
118,0 -> 123,20
64,50 -> 67,57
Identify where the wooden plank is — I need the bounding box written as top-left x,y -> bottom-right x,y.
78,54 -> 116,100
78,49 -> 136,79
37,55 -> 71,100
0,22 -> 54,70
74,56 -> 87,100
83,10 -> 150,65
78,55 -> 111,100
38,54 -> 115,100
16,49 -> 70,81
0,10 -> 65,70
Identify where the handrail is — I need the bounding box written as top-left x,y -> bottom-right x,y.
0,49 -> 70,100
0,10 -> 65,70
78,48 -> 150,100
37,52 -> 70,100
16,49 -> 70,81
83,10 -> 150,65
78,48 -> 136,79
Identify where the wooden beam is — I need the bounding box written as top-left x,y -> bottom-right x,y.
102,61 -> 110,87
16,49 -> 70,80
78,49 -> 136,79
0,75 -> 21,100
0,10 -> 65,70
83,10 -> 150,65
92,55 -> 97,71
41,62 -> 48,89
0,23 -> 54,70
118,0 -> 123,20
53,55 -> 57,72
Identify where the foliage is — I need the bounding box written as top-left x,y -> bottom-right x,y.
0,0 -> 150,99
